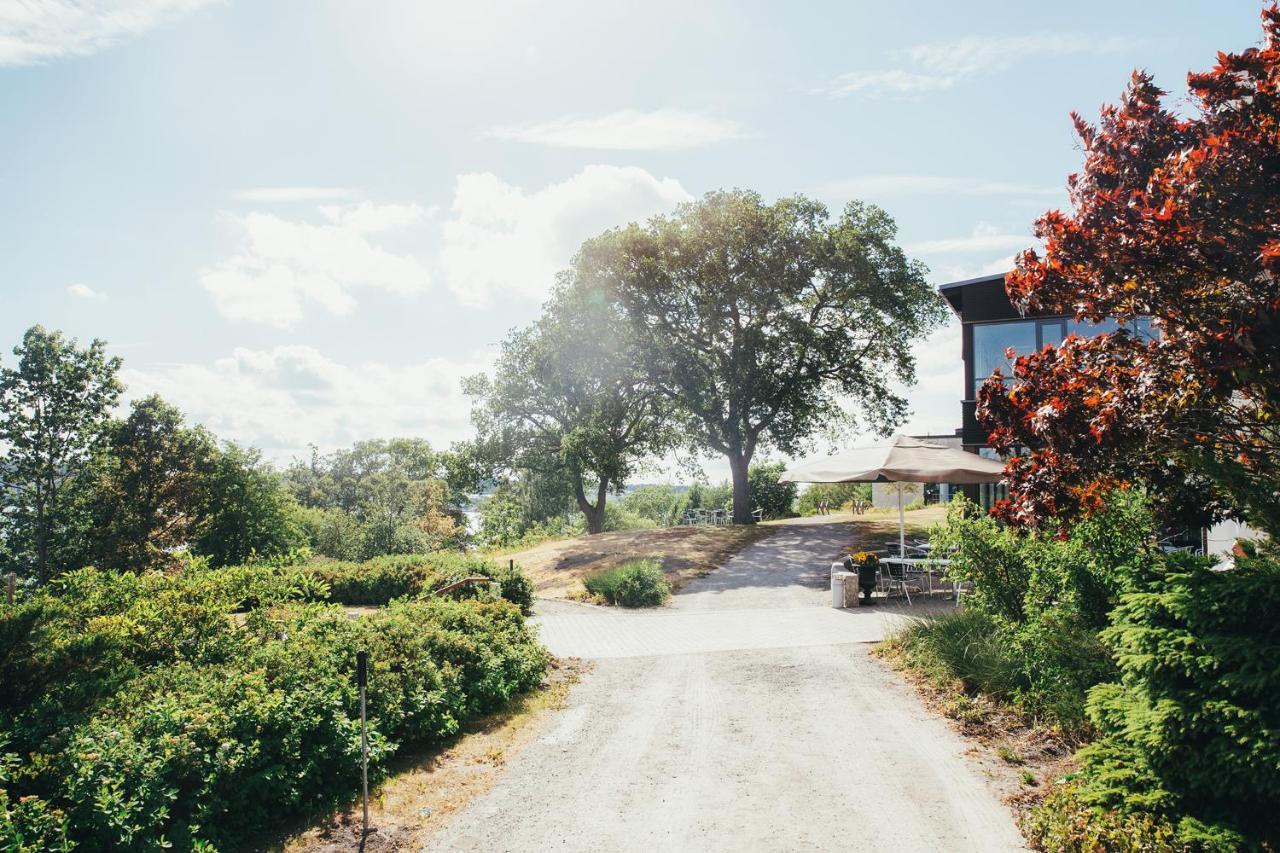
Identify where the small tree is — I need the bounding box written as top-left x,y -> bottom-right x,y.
467,274 -> 674,534
195,443 -> 303,566
283,438 -> 463,557
747,461 -> 796,519
87,395 -> 217,572
0,326 -> 122,581
981,9 -> 1280,535
587,190 -> 945,523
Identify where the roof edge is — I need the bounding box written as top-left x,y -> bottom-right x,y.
937,271 -> 1008,293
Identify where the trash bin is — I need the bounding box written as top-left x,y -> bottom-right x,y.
831,571 -> 858,608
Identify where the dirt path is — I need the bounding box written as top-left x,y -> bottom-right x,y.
424,516 -> 1025,852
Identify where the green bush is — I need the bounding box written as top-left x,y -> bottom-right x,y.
287,552 -> 535,614
909,491 -> 1280,847
1064,549 -> 1280,848
620,484 -> 688,526
896,495 -> 1147,734
583,559 -> 671,607
894,608 -> 1025,700
0,565 -> 548,851
747,461 -> 797,519
684,482 -> 731,514
796,482 -> 871,515
603,502 -> 660,531
1022,780 -> 1183,852
295,504 -> 365,561
0,749 -> 71,853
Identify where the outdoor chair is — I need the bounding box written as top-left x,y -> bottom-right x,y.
906,539 -> 931,556
878,560 -> 913,605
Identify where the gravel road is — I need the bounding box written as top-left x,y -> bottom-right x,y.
425,517 -> 1025,852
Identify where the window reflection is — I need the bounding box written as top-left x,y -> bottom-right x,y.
972,321 -> 1035,396
977,447 -> 1009,510
1067,317 -> 1159,341
972,315 -> 1158,397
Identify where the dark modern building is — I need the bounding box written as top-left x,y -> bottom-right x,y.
938,271 -> 1157,508
935,272 -> 1261,557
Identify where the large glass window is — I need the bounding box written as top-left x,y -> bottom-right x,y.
1068,316 -> 1160,342
972,320 -> 1036,396
972,316 -> 1158,397
977,447 -> 1009,510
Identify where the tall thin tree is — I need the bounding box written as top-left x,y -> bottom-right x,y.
0,326 -> 122,581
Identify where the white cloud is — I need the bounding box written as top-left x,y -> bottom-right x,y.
934,256 -> 1017,283
483,108 -> 747,150
230,187 -> 357,204
200,201 -> 430,328
122,345 -> 490,462
67,282 -> 107,301
0,0 -> 217,67
822,32 -> 1146,99
817,174 -> 1061,199
896,321 -> 966,437
819,70 -> 953,98
906,222 -> 1033,255
905,33 -> 1145,79
438,164 -> 692,306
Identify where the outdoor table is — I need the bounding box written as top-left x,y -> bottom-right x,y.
879,556 -> 955,599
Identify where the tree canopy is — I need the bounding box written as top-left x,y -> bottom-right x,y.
195,442 -> 304,567
283,438 -> 464,559
584,190 -> 946,522
979,9 -> 1280,536
466,273 -> 674,533
0,326 -> 122,581
86,395 -> 217,572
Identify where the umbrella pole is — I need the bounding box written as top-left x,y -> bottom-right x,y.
897,482 -> 906,558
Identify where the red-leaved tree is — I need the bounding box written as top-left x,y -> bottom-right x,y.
979,6 -> 1280,536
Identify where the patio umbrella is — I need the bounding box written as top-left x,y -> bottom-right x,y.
779,435 -> 1005,557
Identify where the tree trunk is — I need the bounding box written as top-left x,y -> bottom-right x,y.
573,472 -> 609,535
729,452 -> 753,524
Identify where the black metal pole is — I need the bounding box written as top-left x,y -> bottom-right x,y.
357,650 -> 369,839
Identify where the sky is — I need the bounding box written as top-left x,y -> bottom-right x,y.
0,0 -> 1266,482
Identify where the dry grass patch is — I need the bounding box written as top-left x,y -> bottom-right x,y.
496,523 -> 776,599
832,504 -> 947,555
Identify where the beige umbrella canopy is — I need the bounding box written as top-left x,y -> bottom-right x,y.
780,435 -> 1006,556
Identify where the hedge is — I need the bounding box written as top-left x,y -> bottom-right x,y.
0,566 -> 548,851
299,552 -> 535,613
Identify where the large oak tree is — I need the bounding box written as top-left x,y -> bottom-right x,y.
980,8 -> 1280,536
582,190 -> 945,523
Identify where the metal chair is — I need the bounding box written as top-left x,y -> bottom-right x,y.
878,559 -> 913,605
906,539 -> 931,556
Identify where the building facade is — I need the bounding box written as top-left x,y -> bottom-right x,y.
937,272 -> 1254,557
939,272 -> 1157,454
